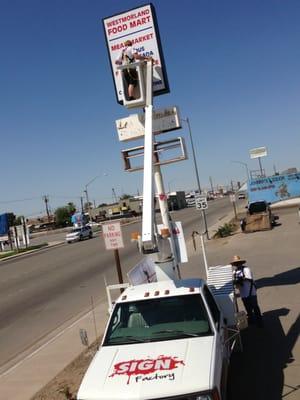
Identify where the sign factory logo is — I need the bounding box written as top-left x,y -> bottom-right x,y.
109,355 -> 185,384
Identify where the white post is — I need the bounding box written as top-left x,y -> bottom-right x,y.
154,165 -> 180,278
141,60 -> 155,252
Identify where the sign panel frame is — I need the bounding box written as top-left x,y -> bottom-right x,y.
102,3 -> 170,105
116,106 -> 181,142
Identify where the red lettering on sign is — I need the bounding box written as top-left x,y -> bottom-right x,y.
129,16 -> 151,28
109,355 -> 185,384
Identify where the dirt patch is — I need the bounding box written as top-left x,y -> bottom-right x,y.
31,338 -> 101,400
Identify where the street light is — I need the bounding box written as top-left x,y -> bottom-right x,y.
84,173 -> 107,220
181,117 -> 208,239
181,117 -> 202,194
231,160 -> 250,181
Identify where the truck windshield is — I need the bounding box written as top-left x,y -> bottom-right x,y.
248,201 -> 267,214
103,294 -> 212,346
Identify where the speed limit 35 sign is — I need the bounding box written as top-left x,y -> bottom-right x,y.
195,196 -> 208,210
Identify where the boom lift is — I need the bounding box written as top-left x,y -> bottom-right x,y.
78,60 -> 245,400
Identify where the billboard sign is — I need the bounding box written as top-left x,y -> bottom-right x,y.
249,147 -> 267,159
103,4 -> 169,104
248,172 -> 300,203
71,213 -> 88,227
0,213 -> 9,235
116,106 -> 181,141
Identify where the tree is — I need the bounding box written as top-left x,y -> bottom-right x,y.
119,194 -> 132,200
67,202 -> 76,214
55,204 -> 76,227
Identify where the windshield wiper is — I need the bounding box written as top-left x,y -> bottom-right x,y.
108,335 -> 148,343
153,330 -> 200,337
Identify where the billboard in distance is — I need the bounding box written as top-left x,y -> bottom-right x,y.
103,4 -> 169,104
248,172 -> 300,203
0,213 -> 9,236
249,147 -> 268,159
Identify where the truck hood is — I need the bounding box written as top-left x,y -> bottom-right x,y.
77,337 -> 214,400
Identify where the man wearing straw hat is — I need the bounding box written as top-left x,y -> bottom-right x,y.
231,255 -> 263,327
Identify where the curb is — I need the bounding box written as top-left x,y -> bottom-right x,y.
0,241 -> 65,263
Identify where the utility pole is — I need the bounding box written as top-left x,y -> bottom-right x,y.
209,176 -> 214,195
181,117 -> 208,239
112,188 -> 118,203
42,195 -> 50,222
84,189 -> 89,211
258,157 -> 264,177
80,196 -> 84,213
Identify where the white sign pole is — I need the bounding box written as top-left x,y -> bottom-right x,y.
141,60 -> 155,252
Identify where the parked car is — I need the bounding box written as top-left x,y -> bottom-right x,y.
66,226 -> 93,243
238,193 -> 246,200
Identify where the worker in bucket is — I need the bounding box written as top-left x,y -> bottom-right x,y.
231,255 -> 263,327
115,39 -> 151,100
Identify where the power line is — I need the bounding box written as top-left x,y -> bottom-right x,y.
0,197 -> 41,204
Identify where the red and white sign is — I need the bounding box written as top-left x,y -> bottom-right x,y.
102,4 -> 169,104
157,221 -> 188,263
109,355 -> 185,384
103,222 -> 124,250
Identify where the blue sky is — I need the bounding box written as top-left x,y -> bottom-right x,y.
1,0 -> 300,217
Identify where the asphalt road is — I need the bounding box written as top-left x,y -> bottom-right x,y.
0,197 -> 234,371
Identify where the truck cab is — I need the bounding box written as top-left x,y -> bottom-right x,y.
77,279 -> 230,400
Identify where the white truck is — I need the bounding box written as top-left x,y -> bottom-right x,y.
77,268 -> 243,400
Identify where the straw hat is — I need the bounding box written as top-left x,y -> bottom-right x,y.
124,39 -> 133,46
230,255 -> 246,265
